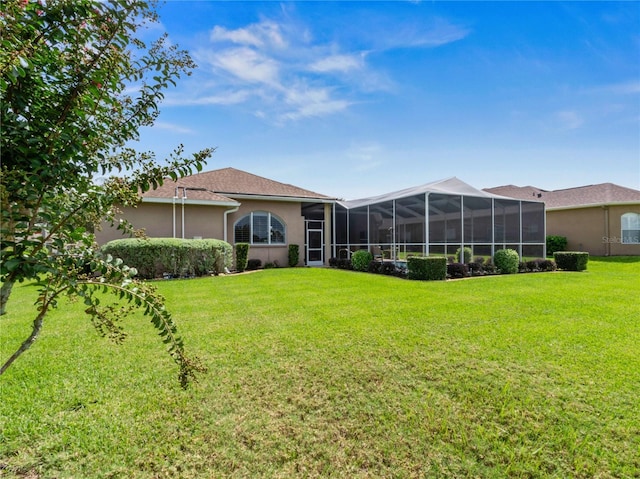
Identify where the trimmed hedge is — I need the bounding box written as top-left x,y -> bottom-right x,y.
554,251 -> 589,271
494,248 -> 519,274
100,238 -> 232,279
288,244 -> 300,267
235,243 -> 250,272
407,256 -> 447,281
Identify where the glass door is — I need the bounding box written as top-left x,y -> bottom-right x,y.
306,220 -> 324,266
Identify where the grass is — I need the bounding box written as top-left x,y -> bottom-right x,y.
1,257 -> 639,478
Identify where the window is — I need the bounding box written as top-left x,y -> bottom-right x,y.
621,213 -> 640,244
234,212 -> 286,245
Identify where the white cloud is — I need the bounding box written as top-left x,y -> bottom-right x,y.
182,13 -> 467,123
372,17 -> 470,50
164,90 -> 251,106
150,122 -> 194,134
210,21 -> 286,49
211,47 -> 280,85
280,84 -> 351,121
309,53 -> 365,73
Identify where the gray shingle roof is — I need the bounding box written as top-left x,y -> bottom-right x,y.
484,183 -> 640,209
141,167 -> 334,203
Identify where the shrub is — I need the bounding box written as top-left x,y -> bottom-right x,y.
235,243 -> 250,272
288,244 -> 299,267
337,258 -> 352,270
554,251 -> 589,271
483,262 -> 497,274
539,259 -> 557,272
455,247 -> 473,264
547,235 -> 568,255
468,262 -> 484,276
380,262 -> 398,276
100,238 -> 232,279
521,258 -> 557,273
352,250 -> 373,272
408,256 -> 447,281
493,248 -> 519,274
329,257 -> 338,267
247,259 -> 262,270
447,262 -> 469,279
368,260 -> 382,274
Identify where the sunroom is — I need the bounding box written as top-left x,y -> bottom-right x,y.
332,177 -> 546,262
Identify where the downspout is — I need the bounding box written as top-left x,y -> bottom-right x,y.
172,189 -> 177,238
224,205 -> 240,243
603,205 -> 610,256
181,187 -> 186,239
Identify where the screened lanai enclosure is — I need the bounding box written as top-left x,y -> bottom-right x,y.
331,177 -> 546,261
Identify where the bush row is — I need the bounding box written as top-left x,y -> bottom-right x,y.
101,238 -> 232,279
329,247 -> 589,281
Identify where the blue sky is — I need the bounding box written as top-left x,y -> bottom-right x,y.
138,1 -> 640,199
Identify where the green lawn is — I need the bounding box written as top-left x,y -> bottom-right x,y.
1,257 -> 639,478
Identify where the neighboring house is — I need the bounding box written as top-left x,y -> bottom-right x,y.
484,183 -> 640,256
98,170 -> 548,265
95,168 -> 336,267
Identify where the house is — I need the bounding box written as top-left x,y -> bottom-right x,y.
484,183 -> 640,256
97,169 -> 548,266
95,167 -> 336,267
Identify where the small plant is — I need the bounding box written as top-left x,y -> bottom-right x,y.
235,243 -> 250,272
288,244 -> 299,267
554,251 -> 589,271
547,235 -> 568,255
493,248 -> 519,274
351,250 -> 373,272
368,260 -> 382,274
337,258 -> 353,270
468,262 -> 484,276
380,262 -> 398,276
447,262 -> 469,279
455,247 -> 473,264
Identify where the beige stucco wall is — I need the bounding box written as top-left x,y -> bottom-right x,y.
228,199 -> 306,267
95,202 -> 228,244
94,198 -> 321,267
547,204 -> 640,256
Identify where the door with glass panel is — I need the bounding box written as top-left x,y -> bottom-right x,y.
306,220 -> 324,266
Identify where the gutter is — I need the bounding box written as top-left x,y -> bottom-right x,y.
547,201 -> 640,211
219,193 -> 336,204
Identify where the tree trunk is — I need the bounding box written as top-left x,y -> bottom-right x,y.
0,309 -> 46,375
0,280 -> 14,316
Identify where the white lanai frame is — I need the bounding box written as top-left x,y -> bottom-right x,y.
332,177 -> 546,261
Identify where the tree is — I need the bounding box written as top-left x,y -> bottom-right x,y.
1,0 -> 212,386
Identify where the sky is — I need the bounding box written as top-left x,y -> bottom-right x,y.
136,1 -> 640,200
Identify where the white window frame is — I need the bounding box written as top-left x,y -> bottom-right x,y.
621,212 -> 640,244
234,211 -> 286,245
